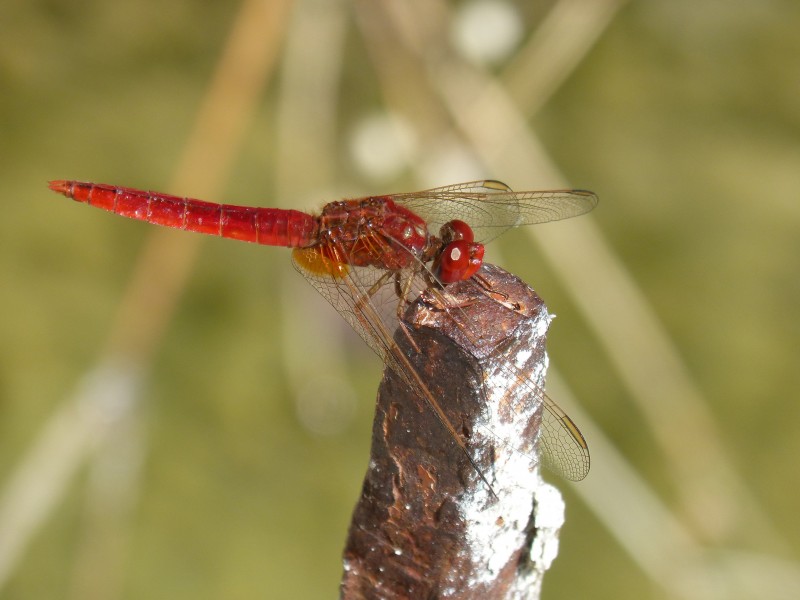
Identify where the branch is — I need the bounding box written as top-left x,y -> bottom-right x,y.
341,264 -> 565,599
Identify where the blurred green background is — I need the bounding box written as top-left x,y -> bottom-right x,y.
2,0 -> 799,598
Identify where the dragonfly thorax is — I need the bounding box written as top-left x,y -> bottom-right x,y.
317,197 -> 429,271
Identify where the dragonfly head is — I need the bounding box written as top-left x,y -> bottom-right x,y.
434,220 -> 484,283
439,219 -> 474,244
434,240 -> 485,283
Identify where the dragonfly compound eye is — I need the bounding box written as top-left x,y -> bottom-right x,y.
435,240 -> 485,283
439,219 -> 474,244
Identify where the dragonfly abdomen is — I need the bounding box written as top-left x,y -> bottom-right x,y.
48,181 -> 318,247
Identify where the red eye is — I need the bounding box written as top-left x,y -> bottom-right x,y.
440,219 -> 474,244
435,240 -> 485,283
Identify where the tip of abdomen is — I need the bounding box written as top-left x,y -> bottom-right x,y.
48,180 -> 74,197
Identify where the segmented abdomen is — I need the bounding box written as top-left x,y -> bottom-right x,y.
49,181 -> 318,247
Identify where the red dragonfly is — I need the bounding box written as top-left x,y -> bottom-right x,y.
49,179 -> 596,483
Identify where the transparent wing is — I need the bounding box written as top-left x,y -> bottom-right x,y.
422,276 -> 591,482
291,240 -> 590,482
540,393 -> 590,481
390,179 -> 598,243
291,246 -> 402,364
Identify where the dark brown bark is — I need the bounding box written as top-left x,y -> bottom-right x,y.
341,264 -> 564,599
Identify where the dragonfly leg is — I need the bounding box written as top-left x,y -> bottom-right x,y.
394,272 -> 422,354
350,269 -> 422,353
364,270 -> 393,298
473,273 -> 521,311
424,285 -> 480,312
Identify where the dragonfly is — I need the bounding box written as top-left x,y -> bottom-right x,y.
48,179 -> 596,485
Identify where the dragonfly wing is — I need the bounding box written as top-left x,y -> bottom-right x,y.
432,284 -> 591,481
501,189 -> 598,227
539,393 -> 591,481
292,245 -> 504,488
291,247 -> 397,364
461,189 -> 598,243
391,183 -> 598,244
412,179 -> 513,195
292,244 -> 591,483
391,180 -> 517,242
